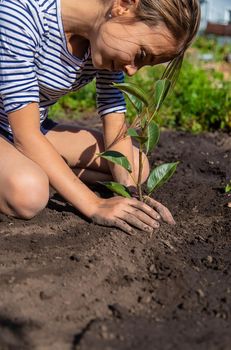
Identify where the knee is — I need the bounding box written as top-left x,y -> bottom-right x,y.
134,149 -> 150,184
6,169 -> 49,219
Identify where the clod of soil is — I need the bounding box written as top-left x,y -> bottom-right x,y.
0,120 -> 230,350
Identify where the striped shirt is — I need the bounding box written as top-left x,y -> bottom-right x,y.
0,0 -> 126,135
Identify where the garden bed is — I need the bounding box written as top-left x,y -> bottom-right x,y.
0,116 -> 230,350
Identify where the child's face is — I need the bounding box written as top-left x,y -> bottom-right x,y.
90,20 -> 178,75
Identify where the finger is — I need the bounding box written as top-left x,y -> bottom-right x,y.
113,218 -> 137,236
144,196 -> 176,225
92,215 -> 136,236
122,213 -> 155,234
128,198 -> 161,221
125,208 -> 160,229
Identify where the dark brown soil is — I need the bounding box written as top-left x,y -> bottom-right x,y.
0,118 -> 230,350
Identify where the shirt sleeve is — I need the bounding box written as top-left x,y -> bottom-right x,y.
95,70 -> 127,118
0,0 -> 40,114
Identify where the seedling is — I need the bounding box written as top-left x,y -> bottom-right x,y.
98,57 -> 183,202
225,180 -> 231,193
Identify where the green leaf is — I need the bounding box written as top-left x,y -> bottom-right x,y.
161,55 -> 183,88
98,181 -> 132,198
112,82 -> 149,107
124,91 -> 144,114
127,128 -> 139,137
145,120 -> 160,154
225,181 -> 231,193
135,136 -> 148,145
99,150 -> 132,173
128,94 -> 143,114
147,162 -> 179,194
155,79 -> 171,111
127,128 -> 147,144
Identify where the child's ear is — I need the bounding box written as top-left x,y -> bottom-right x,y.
111,0 -> 138,17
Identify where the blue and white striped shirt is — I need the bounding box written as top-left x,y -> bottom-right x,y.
0,0 -> 126,135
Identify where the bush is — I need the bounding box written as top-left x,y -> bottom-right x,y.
49,59 -> 231,132
126,60 -> 231,132
192,35 -> 231,62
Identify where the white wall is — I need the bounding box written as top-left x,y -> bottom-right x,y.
200,0 -> 231,29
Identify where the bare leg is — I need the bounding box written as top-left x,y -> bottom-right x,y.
73,168 -> 112,184
46,123 -> 149,184
0,136 -> 49,218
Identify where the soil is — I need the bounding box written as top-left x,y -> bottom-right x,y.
0,116 -> 230,350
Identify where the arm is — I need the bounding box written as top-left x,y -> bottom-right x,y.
9,103 -> 101,218
9,103 -> 174,234
103,112 -> 136,187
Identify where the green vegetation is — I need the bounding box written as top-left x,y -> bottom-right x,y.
49,59 -> 230,132
49,36 -> 231,133
49,80 -> 96,120
98,57 -> 182,201
225,180 -> 231,193
126,61 -> 231,132
192,35 -> 231,62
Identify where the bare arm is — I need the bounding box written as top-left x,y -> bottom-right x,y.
103,113 -> 136,187
9,103 -> 174,234
9,103 -> 100,217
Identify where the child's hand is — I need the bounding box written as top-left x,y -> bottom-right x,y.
91,196 -> 175,235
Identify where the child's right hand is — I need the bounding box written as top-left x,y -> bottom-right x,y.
90,196 -> 175,235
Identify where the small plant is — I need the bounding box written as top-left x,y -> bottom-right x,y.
98,57 -> 182,202
225,180 -> 231,193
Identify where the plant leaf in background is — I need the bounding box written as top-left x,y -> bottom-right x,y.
98,181 -> 132,198
112,82 -> 149,107
99,150 -> 132,173
225,181 -> 231,193
147,162 -> 179,195
145,120 -> 160,154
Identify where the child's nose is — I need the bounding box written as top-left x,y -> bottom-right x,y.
124,64 -> 138,76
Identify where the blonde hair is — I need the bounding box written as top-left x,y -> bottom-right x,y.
135,0 -> 201,53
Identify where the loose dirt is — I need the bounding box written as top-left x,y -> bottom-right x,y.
0,118 -> 230,350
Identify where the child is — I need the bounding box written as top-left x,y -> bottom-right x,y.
0,0 -> 200,235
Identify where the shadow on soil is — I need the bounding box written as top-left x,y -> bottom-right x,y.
0,314 -> 38,350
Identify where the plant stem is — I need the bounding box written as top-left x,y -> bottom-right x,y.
147,109 -> 157,126
129,172 -> 137,186
137,142 -> 144,202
